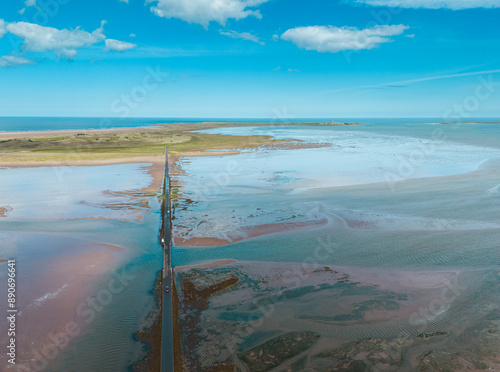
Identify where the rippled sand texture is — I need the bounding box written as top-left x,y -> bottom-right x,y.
0,163 -> 163,371
171,125 -> 500,371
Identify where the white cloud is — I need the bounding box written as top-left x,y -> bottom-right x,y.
0,20 -> 6,39
20,0 -> 38,13
281,24 -> 409,53
129,33 -> 136,37
354,0 -> 500,10
0,55 -> 36,67
105,38 -> 137,52
5,21 -> 106,59
119,0 -> 129,3
219,30 -> 264,44
147,0 -> 268,27
288,68 -> 300,73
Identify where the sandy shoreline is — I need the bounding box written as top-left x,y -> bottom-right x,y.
0,154 -> 163,166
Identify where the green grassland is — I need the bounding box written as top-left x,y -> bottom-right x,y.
0,122 -> 357,164
0,126 -> 284,164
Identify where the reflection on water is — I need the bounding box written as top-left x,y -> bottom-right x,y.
0,164 -> 154,221
172,125 -> 500,371
0,163 -> 163,371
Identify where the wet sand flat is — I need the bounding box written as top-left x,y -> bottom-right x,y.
0,163 -> 159,222
0,162 -> 165,371
170,125 -> 500,371
175,218 -> 328,247
0,233 -> 126,369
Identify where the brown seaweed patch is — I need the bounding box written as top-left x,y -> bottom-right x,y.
205,360 -> 237,371
417,331 -> 448,338
238,331 -> 320,372
171,278 -> 185,371
130,270 -> 162,372
419,350 -> 489,371
177,270 -> 240,370
312,338 -> 404,371
0,206 -> 12,217
418,310 -> 500,371
183,275 -> 239,306
79,199 -> 150,210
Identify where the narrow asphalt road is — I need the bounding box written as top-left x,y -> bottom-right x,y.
161,148 -> 175,372
161,243 -> 174,372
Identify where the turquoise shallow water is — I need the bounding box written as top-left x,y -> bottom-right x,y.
171,123 -> 500,370
173,124 -> 500,267
0,164 -> 163,371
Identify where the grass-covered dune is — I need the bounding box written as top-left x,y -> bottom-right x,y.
0,121 -> 356,166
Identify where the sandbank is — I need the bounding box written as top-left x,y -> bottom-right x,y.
174,218 -> 328,247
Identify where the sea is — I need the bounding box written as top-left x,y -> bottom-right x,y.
0,116 -> 498,133
0,117 -> 354,132
1,117 -> 499,371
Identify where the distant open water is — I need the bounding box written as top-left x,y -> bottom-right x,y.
1,117 -> 498,133
0,117 -> 353,132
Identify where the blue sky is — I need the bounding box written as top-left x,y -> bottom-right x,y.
1,0 -> 500,118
